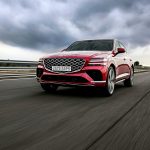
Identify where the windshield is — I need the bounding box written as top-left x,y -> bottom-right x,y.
65,40 -> 113,51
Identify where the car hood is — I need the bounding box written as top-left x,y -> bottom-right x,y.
45,51 -> 112,59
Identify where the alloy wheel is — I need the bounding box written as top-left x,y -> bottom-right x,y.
107,67 -> 115,95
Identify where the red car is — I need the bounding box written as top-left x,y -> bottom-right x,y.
36,39 -> 134,96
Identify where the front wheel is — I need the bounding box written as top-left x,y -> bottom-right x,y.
40,83 -> 58,93
104,67 -> 115,96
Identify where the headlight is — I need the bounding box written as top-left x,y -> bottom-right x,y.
38,58 -> 44,65
88,58 -> 107,66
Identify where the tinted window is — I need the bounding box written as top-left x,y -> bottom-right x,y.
65,40 -> 113,51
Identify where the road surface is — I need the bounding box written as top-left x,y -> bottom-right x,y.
0,72 -> 150,150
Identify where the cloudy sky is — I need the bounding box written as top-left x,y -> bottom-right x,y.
0,0 -> 150,66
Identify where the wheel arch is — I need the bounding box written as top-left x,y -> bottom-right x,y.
109,63 -> 116,77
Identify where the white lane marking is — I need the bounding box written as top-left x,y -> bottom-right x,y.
0,76 -> 36,81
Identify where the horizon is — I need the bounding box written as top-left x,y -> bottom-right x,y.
0,55 -> 149,67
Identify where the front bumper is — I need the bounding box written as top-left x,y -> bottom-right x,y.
36,65 -> 108,87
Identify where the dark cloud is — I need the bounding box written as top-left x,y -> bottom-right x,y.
73,0 -> 150,48
0,0 -> 150,51
0,0 -> 76,50
75,0 -> 149,18
0,18 -> 75,50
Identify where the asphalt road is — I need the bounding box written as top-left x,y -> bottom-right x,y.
0,72 -> 150,150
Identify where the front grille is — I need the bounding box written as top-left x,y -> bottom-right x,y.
44,58 -> 85,73
41,75 -> 88,83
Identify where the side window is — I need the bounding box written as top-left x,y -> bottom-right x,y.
119,42 -> 127,52
113,41 -> 118,53
115,41 -> 127,53
115,41 -> 120,49
115,41 -> 121,52
118,42 -> 122,48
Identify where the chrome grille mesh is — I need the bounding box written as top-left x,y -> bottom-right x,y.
44,58 -> 85,73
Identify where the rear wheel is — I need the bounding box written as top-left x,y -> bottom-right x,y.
104,67 -> 115,96
40,83 -> 58,92
124,68 -> 134,87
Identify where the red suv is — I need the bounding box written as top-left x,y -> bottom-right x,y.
36,39 -> 134,96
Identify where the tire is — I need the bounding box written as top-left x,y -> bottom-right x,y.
40,83 -> 58,92
124,67 -> 134,87
104,66 -> 115,96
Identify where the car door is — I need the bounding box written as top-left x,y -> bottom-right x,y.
119,42 -> 131,75
114,41 -> 128,80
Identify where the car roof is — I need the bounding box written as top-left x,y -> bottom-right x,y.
76,39 -> 115,42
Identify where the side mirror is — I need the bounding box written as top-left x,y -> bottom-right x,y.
117,48 -> 125,53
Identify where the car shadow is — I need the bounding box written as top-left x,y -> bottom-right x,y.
40,83 -> 126,98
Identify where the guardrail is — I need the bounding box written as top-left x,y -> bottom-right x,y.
0,66 -> 36,80
0,67 -> 36,70
134,69 -> 148,73
0,60 -> 149,80
0,60 -> 38,64
0,60 -> 38,68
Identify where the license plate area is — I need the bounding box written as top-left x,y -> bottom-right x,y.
52,66 -> 71,72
